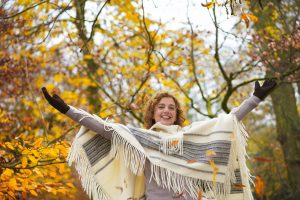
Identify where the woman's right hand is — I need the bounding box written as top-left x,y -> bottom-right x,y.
41,87 -> 70,114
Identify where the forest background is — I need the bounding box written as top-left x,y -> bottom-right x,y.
0,0 -> 299,199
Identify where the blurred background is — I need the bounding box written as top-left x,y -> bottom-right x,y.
0,0 -> 299,199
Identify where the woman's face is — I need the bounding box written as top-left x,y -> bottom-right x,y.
153,97 -> 177,126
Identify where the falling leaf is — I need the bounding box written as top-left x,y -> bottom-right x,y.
187,159 -> 197,164
233,183 -> 246,189
198,190 -> 202,200
255,176 -> 264,199
170,140 -> 179,147
115,186 -> 123,193
240,13 -> 259,28
206,150 -> 216,157
173,191 -> 185,198
209,160 -> 219,184
254,156 -> 272,163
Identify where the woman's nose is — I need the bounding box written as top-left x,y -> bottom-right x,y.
163,108 -> 170,113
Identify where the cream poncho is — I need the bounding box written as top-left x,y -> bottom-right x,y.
67,112 -> 254,200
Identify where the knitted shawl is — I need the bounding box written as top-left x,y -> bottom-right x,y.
67,113 -> 254,200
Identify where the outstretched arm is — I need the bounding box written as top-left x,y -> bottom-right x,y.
42,87 -> 113,140
230,79 -> 277,121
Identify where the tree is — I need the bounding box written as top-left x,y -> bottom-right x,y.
249,0 -> 300,199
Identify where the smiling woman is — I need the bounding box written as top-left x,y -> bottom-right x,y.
41,79 -> 277,200
143,92 -> 185,129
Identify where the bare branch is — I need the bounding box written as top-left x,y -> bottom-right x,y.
80,0 -> 110,52
0,0 -> 50,19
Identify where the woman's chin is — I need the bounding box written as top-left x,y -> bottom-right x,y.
159,120 -> 174,126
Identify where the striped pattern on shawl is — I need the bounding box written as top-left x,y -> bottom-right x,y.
67,112 -> 254,200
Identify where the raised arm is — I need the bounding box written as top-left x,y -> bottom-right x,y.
230,79 -> 277,121
42,87 -> 113,140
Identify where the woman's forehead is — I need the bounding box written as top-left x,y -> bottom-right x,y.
157,97 -> 176,105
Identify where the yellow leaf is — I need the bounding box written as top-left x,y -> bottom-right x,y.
187,159 -> 197,164
170,140 -> 179,147
84,54 -> 93,59
21,157 -> 28,168
45,83 -> 55,92
206,150 -> 216,157
29,190 -> 38,196
202,48 -> 210,55
47,149 -> 59,158
31,150 -> 40,158
247,13 -> 258,22
66,183 -> 75,189
39,15 -> 48,21
198,190 -> 202,200
201,2 -> 214,9
33,138 -> 43,148
33,168 -> 43,178
8,178 -> 17,190
97,68 -> 104,76
1,169 -> 14,179
215,0 -> 221,6
233,183 -> 246,189
22,149 -> 32,155
49,171 -> 56,178
209,160 -> 219,184
20,169 -> 33,177
240,13 -> 258,28
28,155 -> 38,165
255,175 -> 264,199
35,76 -> 45,88
5,142 -> 14,150
240,13 -> 249,28
8,191 -> 15,199
233,100 -> 240,107
53,74 -> 64,83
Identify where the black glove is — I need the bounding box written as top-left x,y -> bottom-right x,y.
42,87 -> 70,114
253,79 -> 277,100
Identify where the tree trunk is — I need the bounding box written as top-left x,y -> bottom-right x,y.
74,0 -> 102,112
270,83 -> 300,199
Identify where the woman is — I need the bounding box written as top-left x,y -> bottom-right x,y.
42,79 -> 276,200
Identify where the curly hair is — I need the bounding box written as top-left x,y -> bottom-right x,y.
143,91 -> 185,129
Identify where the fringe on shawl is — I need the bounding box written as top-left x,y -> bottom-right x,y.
232,117 -> 254,200
150,163 -> 230,200
94,114 -> 146,175
160,132 -> 184,155
67,128 -> 146,200
67,109 -> 146,200
67,131 -> 109,200
148,115 -> 254,200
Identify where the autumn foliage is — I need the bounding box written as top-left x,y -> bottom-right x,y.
1,0 -> 299,199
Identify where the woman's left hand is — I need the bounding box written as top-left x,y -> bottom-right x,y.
253,79 -> 277,100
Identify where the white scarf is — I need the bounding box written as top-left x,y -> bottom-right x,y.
67,113 -> 253,200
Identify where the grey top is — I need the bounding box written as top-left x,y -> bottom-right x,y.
66,95 -> 261,200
